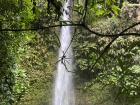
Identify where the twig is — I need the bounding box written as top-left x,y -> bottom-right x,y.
63,27 -> 77,55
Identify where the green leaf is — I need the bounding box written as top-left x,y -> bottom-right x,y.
111,5 -> 120,15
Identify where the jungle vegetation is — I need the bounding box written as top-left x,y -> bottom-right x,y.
0,0 -> 140,105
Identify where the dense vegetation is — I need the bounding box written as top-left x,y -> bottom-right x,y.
0,0 -> 140,105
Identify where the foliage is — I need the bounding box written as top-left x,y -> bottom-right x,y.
0,0 -> 62,104
74,0 -> 122,24
0,0 -> 35,104
74,13 -> 140,104
1,0 -> 140,105
18,34 -> 55,105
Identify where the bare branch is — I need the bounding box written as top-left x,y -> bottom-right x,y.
82,22 -> 140,37
0,24 -> 81,32
1,20 -> 140,72
89,21 -> 140,70
0,22 -> 140,37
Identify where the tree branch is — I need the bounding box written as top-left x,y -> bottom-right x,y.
0,24 -> 81,32
0,22 -> 140,37
89,21 -> 140,70
82,22 -> 140,37
1,21 -> 140,71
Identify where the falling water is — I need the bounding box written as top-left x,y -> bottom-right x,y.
53,0 -> 75,105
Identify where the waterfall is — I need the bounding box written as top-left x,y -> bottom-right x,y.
53,0 -> 75,105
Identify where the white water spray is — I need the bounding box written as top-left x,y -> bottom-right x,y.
53,0 -> 75,105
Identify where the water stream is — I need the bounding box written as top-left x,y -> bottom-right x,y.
53,0 -> 75,105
